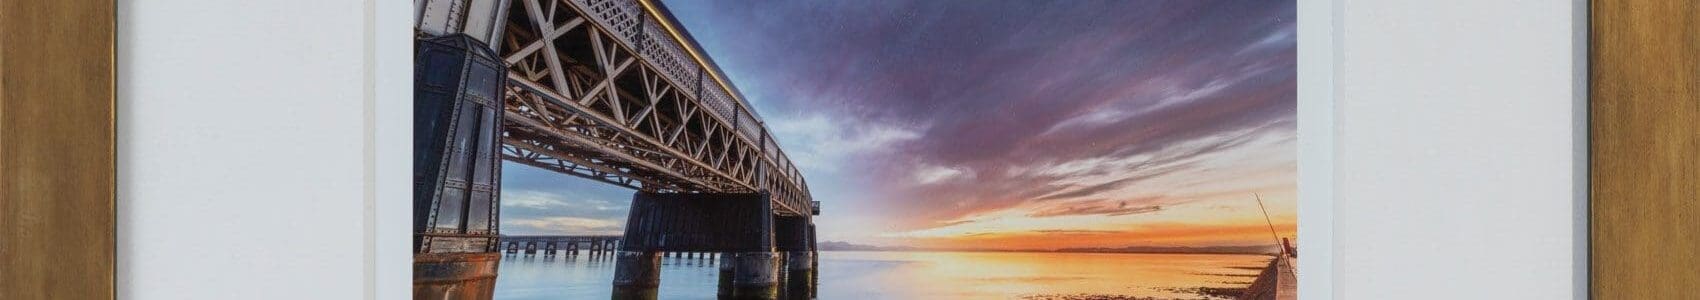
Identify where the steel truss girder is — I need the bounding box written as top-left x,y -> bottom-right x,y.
495,0 -> 812,216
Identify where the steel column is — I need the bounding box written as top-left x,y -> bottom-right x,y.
413,33 -> 508,300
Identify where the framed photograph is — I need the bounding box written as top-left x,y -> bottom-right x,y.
412,0 -> 1302,299
1,0 -> 1696,299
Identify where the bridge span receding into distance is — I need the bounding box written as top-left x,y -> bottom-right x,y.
496,235 -> 729,260
499,235 -> 618,255
411,0 -> 820,299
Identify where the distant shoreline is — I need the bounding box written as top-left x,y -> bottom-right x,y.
817,249 -> 1277,256
816,241 -> 1281,256
816,243 -> 1278,256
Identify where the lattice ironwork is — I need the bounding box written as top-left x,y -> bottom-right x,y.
494,0 -> 812,216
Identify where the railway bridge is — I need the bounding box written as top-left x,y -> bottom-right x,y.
498,235 -> 621,255
411,0 -> 818,298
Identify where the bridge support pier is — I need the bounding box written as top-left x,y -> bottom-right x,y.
776,216 -> 815,300
411,33 -> 507,300
611,250 -> 662,299
719,252 -> 735,290
413,252 -> 500,300
615,192 -> 784,299
719,252 -> 781,299
784,250 -> 815,295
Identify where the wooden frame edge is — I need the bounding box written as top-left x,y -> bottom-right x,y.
0,0 -> 117,298
1589,0 -> 1699,298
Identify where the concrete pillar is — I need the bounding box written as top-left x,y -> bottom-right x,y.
718,252 -> 781,299
717,252 -> 735,296
611,250 -> 662,299
783,251 -> 816,300
567,242 -> 578,255
719,193 -> 782,299
505,242 -> 517,254
545,242 -> 557,255
785,251 -> 815,273
524,242 -> 537,255
809,224 -> 818,271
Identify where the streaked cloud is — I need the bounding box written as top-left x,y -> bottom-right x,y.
496,163 -> 635,236
912,164 -> 972,185
767,113 -> 922,174
532,0 -> 1314,248
1027,200 -> 1163,218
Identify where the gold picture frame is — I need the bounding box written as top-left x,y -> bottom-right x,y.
0,0 -> 116,299
1589,0 -> 1700,298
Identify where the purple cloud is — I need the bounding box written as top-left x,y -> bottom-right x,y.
665,0 -> 1296,232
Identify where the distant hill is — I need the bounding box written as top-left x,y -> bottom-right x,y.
817,241 -> 922,252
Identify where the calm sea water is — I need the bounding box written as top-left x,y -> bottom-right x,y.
492,251 -> 1271,300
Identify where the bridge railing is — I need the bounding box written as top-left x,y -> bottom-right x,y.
636,13 -> 700,98
575,0 -> 643,47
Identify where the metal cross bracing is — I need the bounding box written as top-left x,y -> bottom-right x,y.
493,0 -> 814,217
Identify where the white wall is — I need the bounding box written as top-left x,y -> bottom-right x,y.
118,1 -> 411,299
1331,0 -> 1586,299
117,0 -> 1587,298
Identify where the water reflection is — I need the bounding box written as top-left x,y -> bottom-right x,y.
494,251 -> 1267,300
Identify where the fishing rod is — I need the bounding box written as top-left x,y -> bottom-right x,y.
1252,193 -> 1284,257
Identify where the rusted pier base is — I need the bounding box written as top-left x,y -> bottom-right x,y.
413,252 -> 500,299
412,33 -> 506,300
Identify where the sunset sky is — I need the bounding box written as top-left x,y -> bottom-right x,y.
500,0 -> 1296,250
